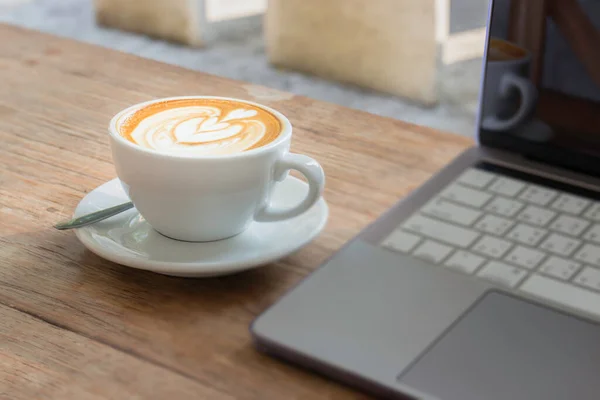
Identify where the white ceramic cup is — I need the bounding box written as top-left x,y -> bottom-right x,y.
108,96 -> 325,242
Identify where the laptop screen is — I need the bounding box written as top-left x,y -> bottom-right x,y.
479,0 -> 600,176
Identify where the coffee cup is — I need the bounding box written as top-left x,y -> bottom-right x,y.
108,96 -> 325,242
482,38 -> 538,132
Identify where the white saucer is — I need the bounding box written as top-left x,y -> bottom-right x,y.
74,177 -> 329,277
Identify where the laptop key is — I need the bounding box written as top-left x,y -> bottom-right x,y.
584,202 -> 600,221
381,230 -> 422,253
444,250 -> 486,274
549,215 -> 590,237
488,177 -> 526,197
573,267 -> 600,292
440,184 -> 492,208
582,224 -> 600,244
505,223 -> 547,246
457,168 -> 495,189
574,243 -> 600,267
551,193 -> 590,215
516,205 -> 557,226
412,240 -> 453,264
421,198 -> 482,226
538,256 -> 581,281
521,275 -> 600,319
518,185 -> 557,206
504,246 -> 545,270
485,196 -> 524,217
472,235 -> 513,259
477,261 -> 527,288
540,233 -> 581,256
402,215 -> 480,248
474,214 -> 513,236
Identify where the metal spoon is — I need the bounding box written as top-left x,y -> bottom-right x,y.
54,202 -> 134,230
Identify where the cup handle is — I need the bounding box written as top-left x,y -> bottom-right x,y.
254,153 -> 325,222
483,72 -> 538,131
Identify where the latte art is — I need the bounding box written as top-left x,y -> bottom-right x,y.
117,99 -> 282,155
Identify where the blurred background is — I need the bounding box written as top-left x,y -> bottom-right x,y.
0,0 -> 489,137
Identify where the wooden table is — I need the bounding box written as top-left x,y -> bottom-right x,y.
0,24 -> 472,399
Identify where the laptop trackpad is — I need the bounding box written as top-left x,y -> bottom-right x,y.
398,291 -> 600,400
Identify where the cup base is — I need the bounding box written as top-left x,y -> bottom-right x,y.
154,228 -> 244,243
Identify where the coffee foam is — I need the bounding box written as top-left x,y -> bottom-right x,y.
117,99 -> 282,155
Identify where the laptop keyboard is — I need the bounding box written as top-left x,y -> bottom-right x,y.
381,167 -> 600,319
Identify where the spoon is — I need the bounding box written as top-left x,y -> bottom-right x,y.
54,202 -> 134,230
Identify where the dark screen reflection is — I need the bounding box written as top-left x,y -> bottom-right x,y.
480,0 -> 600,166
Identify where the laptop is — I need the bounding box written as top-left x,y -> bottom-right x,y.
251,1 -> 600,399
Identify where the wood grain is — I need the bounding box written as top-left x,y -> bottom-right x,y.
0,24 -> 472,399
0,303 -> 232,400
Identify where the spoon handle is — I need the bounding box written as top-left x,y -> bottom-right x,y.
54,202 -> 135,230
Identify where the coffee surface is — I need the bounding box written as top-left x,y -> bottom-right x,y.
117,98 -> 282,155
488,38 -> 527,62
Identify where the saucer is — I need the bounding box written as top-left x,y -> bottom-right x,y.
513,118 -> 555,142
73,177 -> 329,277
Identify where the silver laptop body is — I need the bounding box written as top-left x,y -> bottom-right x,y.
251,1 -> 600,399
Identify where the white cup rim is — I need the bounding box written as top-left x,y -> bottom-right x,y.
108,96 -> 292,160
